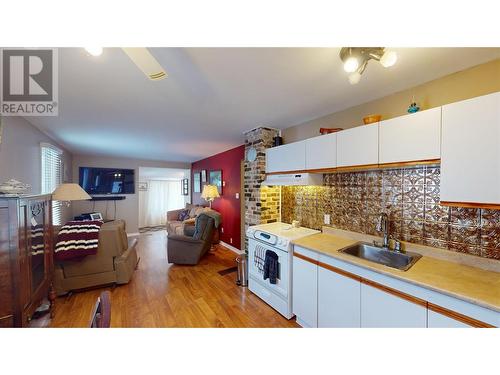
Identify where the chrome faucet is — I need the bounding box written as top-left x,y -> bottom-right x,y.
375,213 -> 389,248
374,213 -> 403,252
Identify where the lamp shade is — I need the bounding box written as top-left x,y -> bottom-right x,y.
52,183 -> 91,201
201,184 -> 220,201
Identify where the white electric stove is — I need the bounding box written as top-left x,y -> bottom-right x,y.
246,222 -> 319,319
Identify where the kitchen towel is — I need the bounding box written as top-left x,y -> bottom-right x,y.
263,250 -> 279,284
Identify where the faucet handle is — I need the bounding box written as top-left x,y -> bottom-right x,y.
394,240 -> 402,252
389,236 -> 403,252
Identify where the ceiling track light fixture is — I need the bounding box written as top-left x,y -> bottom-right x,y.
85,47 -> 103,57
340,47 -> 397,84
83,47 -> 168,81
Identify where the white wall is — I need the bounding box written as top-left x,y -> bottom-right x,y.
138,167 -> 191,228
72,155 -> 190,234
0,116 -> 73,222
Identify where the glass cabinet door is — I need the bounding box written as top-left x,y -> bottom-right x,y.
29,201 -> 46,294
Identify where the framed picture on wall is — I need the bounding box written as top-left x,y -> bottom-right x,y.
181,178 -> 189,196
201,170 -> 207,183
209,170 -> 222,195
193,172 -> 201,193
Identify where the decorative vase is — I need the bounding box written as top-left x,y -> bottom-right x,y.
408,95 -> 420,113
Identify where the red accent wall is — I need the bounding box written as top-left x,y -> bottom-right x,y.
191,145 -> 245,250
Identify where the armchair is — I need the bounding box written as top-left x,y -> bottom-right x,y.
167,213 -> 215,265
166,203 -> 220,244
53,220 -> 138,296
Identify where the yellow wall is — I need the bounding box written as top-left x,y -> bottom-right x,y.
282,59 -> 500,143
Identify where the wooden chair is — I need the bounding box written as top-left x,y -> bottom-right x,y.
89,291 -> 111,328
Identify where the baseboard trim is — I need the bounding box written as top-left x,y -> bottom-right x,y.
219,241 -> 244,254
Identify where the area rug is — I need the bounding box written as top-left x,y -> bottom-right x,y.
139,225 -> 166,234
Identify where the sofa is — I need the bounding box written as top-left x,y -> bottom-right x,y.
167,213 -> 215,265
53,220 -> 138,296
166,203 -> 220,244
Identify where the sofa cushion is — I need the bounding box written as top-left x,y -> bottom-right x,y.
188,207 -> 198,218
186,204 -> 197,217
178,209 -> 190,221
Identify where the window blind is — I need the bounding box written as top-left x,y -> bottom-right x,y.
41,143 -> 63,225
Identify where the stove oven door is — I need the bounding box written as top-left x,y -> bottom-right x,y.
247,238 -> 289,299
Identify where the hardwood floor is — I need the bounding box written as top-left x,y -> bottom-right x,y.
50,230 -> 298,328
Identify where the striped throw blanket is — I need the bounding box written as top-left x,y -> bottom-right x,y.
55,220 -> 103,261
31,224 -> 45,256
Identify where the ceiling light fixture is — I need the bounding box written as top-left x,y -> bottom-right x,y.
379,50 -> 398,68
85,47 -> 103,57
342,48 -> 360,72
340,47 -> 397,84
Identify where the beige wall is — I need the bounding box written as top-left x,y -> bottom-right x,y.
0,116 -> 73,222
283,59 -> 500,143
72,154 -> 190,234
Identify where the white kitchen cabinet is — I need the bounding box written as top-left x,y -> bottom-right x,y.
379,107 -> 441,164
441,92 -> 500,205
292,248 -> 318,328
360,283 -> 427,328
337,123 -> 379,167
427,310 -> 471,328
318,266 -> 361,328
305,133 -> 337,170
265,140 -> 306,173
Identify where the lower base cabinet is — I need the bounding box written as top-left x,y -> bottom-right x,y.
292,247 -> 496,328
318,267 -> 360,327
427,310 -> 471,328
360,283 -> 427,328
292,254 -> 318,328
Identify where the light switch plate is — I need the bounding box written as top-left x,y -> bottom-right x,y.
324,214 -> 331,225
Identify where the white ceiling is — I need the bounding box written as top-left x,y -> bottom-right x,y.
27,48 -> 500,163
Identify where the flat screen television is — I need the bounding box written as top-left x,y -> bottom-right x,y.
79,167 -> 135,195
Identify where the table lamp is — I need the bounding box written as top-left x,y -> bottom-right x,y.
52,183 -> 91,205
201,184 -> 220,208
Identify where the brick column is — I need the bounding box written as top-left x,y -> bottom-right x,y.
243,127 -> 281,251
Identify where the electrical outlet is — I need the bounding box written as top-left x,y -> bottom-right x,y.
235,192 -> 239,199
324,214 -> 331,225
230,238 -> 233,244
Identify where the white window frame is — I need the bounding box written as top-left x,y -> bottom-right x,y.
40,142 -> 63,225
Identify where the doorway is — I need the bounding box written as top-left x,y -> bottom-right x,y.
138,167 -> 190,231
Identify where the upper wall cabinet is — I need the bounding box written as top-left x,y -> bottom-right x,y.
379,107 -> 441,164
305,133 -> 337,170
266,140 -> 306,173
440,92 -> 500,206
337,123 -> 379,168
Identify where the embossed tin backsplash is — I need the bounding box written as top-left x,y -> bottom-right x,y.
281,166 -> 500,260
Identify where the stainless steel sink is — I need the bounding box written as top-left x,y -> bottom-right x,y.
339,242 -> 422,271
